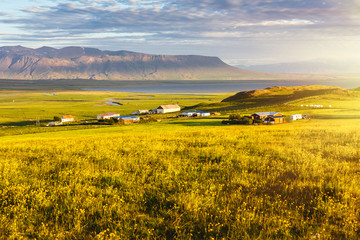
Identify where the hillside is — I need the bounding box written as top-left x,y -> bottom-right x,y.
222,85 -> 346,102
0,89 -> 360,239
0,46 -> 291,80
182,85 -> 348,113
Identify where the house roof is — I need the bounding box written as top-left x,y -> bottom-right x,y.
158,104 -> 180,109
252,112 -> 281,116
115,115 -> 139,119
120,117 -> 134,121
62,115 -> 74,119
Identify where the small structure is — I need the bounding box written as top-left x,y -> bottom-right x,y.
131,110 -> 150,115
181,110 -> 210,117
97,112 -> 120,120
303,115 -> 314,119
61,115 -> 75,123
149,109 -> 159,114
156,104 -> 181,114
114,115 -> 140,123
290,114 -> 302,121
251,112 -> 283,120
264,115 -> 285,124
119,117 -> 134,125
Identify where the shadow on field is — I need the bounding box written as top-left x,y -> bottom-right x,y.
0,120 -> 45,127
168,120 -> 222,127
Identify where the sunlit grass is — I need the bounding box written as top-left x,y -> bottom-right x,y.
0,88 -> 359,239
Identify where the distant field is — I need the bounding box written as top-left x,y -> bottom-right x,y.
0,86 -> 360,239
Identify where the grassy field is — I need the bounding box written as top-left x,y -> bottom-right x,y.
0,86 -> 360,239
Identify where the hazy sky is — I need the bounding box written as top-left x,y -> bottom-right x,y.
1,0 -> 360,66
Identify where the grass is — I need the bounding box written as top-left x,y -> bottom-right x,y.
0,85 -> 360,239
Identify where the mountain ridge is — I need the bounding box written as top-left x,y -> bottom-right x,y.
0,46 -> 329,81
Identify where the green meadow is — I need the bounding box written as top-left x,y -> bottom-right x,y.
0,86 -> 360,239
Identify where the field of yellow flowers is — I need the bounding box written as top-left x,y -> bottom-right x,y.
0,88 -> 360,239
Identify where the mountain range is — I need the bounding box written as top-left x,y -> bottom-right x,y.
0,46 -> 315,81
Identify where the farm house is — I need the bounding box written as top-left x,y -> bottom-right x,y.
290,114 -> 302,121
119,117 -> 134,125
181,110 -> 210,117
156,105 -> 181,114
251,112 -> 283,120
97,112 -> 120,120
264,115 -> 285,124
114,115 -> 140,123
61,115 -> 75,123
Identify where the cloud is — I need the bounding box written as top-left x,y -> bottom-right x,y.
3,0 -> 358,34
0,0 -> 359,65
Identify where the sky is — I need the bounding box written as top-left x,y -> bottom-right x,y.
0,0 -> 360,67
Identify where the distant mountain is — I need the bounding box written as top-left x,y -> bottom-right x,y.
238,60 -> 360,74
0,46 -> 294,80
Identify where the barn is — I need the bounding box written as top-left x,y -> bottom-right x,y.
157,105 -> 181,114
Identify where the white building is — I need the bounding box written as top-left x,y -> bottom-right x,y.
181,110 -> 210,117
97,112 -> 120,120
61,115 -> 75,123
290,114 -> 302,121
114,115 -> 140,122
156,105 -> 181,114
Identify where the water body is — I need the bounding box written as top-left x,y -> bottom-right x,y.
83,80 -> 359,93
103,101 -> 122,106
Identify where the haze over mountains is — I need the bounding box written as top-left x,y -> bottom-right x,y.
0,46 -> 320,81
238,60 -> 360,75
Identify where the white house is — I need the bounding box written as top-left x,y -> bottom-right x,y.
290,114 -> 302,121
61,115 -> 75,123
156,105 -> 181,114
97,112 -> 120,120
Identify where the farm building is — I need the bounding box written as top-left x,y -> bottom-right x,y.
251,112 -> 283,120
157,105 -> 181,114
61,115 -> 75,123
131,110 -> 150,115
149,109 -> 159,114
97,112 -> 120,120
114,115 -> 140,122
119,117 -> 134,125
264,115 -> 285,124
181,110 -> 210,117
290,114 -> 302,121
